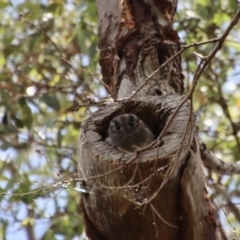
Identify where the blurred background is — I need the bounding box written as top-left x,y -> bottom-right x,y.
0,0 -> 239,239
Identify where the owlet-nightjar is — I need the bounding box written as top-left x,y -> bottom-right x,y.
106,114 -> 155,152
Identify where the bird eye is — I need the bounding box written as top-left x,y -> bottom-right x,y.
114,120 -> 121,131
129,116 -> 135,128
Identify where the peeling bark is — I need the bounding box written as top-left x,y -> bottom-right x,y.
180,154 -> 220,240
97,0 -> 183,99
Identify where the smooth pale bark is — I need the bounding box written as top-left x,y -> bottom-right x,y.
78,0 -> 221,239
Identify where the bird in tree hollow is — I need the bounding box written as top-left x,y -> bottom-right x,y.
106,114 -> 155,152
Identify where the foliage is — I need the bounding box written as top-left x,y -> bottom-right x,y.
0,0 -> 239,239
0,0 -> 100,239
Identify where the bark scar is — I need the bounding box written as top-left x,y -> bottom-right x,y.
119,0 -> 135,29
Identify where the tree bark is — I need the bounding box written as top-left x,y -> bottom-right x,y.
78,0 -> 221,239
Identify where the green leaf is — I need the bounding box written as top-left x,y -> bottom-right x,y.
20,104 -> 33,129
0,218 -> 8,240
13,116 -> 24,128
47,3 -> 64,16
0,1 -> 11,9
41,94 -> 60,111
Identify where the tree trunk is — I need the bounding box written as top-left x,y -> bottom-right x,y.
78,0 -> 221,239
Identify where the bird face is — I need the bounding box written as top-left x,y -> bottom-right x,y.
110,114 -> 140,135
107,114 -> 153,151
